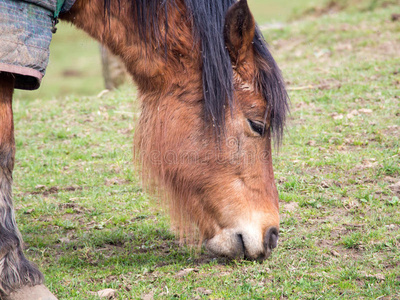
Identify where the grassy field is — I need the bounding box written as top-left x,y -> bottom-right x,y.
11,1 -> 400,299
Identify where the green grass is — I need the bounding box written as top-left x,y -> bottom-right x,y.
11,2 -> 400,299
248,0 -> 318,23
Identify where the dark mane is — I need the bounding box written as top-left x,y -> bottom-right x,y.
104,0 -> 289,143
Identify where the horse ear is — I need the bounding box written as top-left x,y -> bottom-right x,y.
224,0 -> 256,65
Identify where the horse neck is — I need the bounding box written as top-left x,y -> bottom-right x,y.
61,0 -> 202,98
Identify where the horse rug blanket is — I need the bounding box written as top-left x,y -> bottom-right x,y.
0,0 -> 75,90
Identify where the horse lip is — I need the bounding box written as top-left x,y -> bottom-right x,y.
237,233 -> 269,261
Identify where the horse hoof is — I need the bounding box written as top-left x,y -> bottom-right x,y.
3,285 -> 58,300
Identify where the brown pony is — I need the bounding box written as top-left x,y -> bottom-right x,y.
0,0 -> 288,299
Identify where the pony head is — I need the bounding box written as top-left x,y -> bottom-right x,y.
135,0 -> 288,260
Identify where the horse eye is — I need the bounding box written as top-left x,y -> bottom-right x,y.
247,119 -> 266,136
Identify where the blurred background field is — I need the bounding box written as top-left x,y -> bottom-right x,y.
14,0 -> 398,102
14,0 -> 399,102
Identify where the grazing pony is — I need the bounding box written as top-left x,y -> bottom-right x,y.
0,0 -> 289,299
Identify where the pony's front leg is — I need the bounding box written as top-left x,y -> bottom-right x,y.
0,73 -> 56,300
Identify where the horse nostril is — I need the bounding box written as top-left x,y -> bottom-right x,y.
264,227 -> 279,251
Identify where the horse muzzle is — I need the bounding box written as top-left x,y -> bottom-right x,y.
205,225 -> 279,261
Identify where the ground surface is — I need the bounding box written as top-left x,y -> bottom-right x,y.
12,1 -> 400,299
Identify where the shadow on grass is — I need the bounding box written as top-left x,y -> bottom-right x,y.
26,225 -> 238,272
